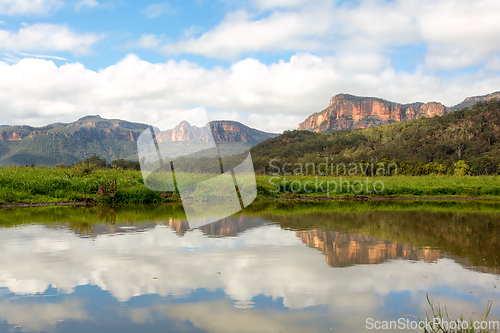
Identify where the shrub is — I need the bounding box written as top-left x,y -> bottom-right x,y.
65,162 -> 96,178
454,160 -> 473,176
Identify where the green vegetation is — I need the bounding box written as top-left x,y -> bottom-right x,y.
0,164 -> 177,204
0,116 -> 276,166
251,99 -> 500,175
0,115 -> 147,166
3,164 -> 500,205
255,174 -> 500,198
420,294 -> 496,333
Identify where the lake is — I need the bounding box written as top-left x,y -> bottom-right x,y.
1,201 -> 499,332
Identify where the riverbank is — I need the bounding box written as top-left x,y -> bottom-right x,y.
2,166 -> 500,205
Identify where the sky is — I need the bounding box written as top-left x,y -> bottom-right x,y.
0,0 -> 500,133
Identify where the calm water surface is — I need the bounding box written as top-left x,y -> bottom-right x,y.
0,202 -> 499,332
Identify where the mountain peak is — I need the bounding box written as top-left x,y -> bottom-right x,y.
78,115 -> 101,121
177,120 -> 192,128
451,91 -> 500,111
329,94 -> 393,107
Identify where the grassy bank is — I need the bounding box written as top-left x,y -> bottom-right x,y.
256,174 -> 500,199
0,165 -> 172,204
2,165 -> 500,205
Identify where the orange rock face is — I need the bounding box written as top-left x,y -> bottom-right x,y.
0,132 -> 25,141
154,120 -> 276,145
299,94 -> 450,132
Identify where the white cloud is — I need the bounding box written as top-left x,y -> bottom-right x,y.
250,0 -> 312,10
0,53 -> 499,133
75,0 -> 98,11
0,299 -> 87,332
143,2 -> 174,18
418,0 -> 500,71
151,0 -> 500,72
162,5 -> 333,59
18,51 -> 68,60
127,34 -> 164,50
0,23 -> 103,55
0,0 -> 63,16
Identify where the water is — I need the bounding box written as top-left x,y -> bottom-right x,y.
0,202 -> 499,332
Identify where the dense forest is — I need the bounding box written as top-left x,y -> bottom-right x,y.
250,99 -> 500,175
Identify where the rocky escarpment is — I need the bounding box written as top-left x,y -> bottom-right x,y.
450,91 -> 500,111
299,94 -> 449,132
154,120 -> 277,144
0,131 -> 25,141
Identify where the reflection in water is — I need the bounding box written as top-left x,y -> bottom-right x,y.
297,230 -> 441,267
0,203 -> 499,332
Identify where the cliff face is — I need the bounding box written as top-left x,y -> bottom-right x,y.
299,94 -> 449,132
154,120 -> 277,144
0,131 -> 25,141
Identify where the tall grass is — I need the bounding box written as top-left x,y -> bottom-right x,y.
255,175 -> 500,198
2,166 -> 500,205
0,165 -> 176,204
420,294 -> 497,333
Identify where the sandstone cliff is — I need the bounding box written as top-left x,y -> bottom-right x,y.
299,91 -> 500,133
154,120 -> 276,145
298,94 -> 449,132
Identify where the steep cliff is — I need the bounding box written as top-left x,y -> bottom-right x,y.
154,120 -> 276,145
299,94 -> 449,132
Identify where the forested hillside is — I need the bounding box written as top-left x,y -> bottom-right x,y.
251,99 -> 500,175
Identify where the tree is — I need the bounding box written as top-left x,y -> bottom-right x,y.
84,154 -> 107,168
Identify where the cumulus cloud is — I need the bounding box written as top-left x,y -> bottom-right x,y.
0,0 -> 63,16
127,34 -> 164,49
0,23 -> 103,55
146,0 -> 500,72
162,5 -> 333,60
75,0 -> 98,11
143,2 -> 174,18
0,53 -> 500,132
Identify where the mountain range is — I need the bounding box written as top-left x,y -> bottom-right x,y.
0,116 -> 277,166
0,91 -> 498,166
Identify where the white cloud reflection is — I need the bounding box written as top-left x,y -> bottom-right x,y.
0,223 -> 499,332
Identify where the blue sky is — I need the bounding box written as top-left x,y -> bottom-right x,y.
1,0 -> 500,132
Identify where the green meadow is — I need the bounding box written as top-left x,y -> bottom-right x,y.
2,164 -> 500,205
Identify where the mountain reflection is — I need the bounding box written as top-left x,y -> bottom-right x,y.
297,230 -> 441,267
